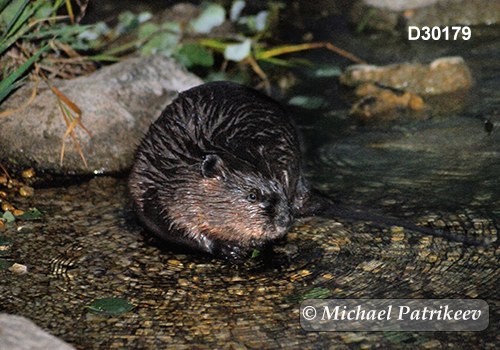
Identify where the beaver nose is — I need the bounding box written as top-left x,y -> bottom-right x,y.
267,195 -> 292,231
276,215 -> 290,228
275,210 -> 292,229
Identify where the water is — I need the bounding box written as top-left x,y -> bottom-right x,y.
289,26 -> 500,216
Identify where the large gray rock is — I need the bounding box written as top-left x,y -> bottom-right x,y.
0,55 -> 203,174
0,314 -> 75,350
362,0 -> 441,11
351,0 -> 500,31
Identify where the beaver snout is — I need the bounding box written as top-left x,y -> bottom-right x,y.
273,200 -> 293,233
275,209 -> 292,227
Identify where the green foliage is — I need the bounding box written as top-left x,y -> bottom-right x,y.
189,3 -> 225,33
172,44 -> 214,68
138,21 -> 181,56
16,207 -> 43,220
115,11 -> 151,36
0,208 -> 42,225
93,0 -> 282,72
0,0 -> 95,104
0,0 -> 314,104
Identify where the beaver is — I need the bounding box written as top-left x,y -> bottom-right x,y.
129,81 -> 490,261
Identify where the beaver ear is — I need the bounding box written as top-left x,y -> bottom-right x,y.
202,154 -> 225,179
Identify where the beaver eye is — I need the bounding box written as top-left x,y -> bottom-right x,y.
246,192 -> 258,203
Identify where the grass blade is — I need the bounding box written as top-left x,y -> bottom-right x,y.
0,42 -> 50,103
20,24 -> 91,40
0,0 -> 11,13
0,25 -> 29,55
2,0 -> 30,37
0,0 -> 44,56
0,78 -> 36,118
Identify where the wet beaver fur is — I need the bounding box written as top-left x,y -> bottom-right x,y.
129,81 -> 489,261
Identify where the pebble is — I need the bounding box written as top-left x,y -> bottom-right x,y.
19,186 -> 34,197
2,202 -> 14,211
21,168 -> 36,179
13,209 -> 24,216
422,339 -> 442,349
8,263 -> 28,274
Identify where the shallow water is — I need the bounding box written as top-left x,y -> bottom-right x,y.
2,177 -> 499,349
3,22 -> 500,350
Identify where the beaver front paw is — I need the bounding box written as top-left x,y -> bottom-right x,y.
211,240 -> 252,263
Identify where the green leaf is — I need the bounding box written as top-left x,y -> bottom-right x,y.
33,2 -> 53,20
230,0 -> 245,21
139,22 -> 180,56
115,11 -> 151,37
0,258 -> 15,270
16,208 -> 43,220
238,11 -> 269,32
138,22 -> 159,39
313,66 -> 342,77
140,33 -> 177,56
173,44 -> 214,68
88,298 -> 135,316
288,95 -> 324,109
190,4 -> 225,34
302,287 -> 331,299
254,11 -> 268,31
2,211 -> 15,223
224,39 -> 251,62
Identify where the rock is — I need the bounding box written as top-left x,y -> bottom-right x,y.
0,55 -> 203,175
351,0 -> 500,31
362,0 -> 440,11
340,57 -> 472,125
340,57 -> 472,96
349,83 -> 427,125
0,314 -> 76,350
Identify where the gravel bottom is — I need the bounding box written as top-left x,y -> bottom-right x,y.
1,177 -> 499,349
